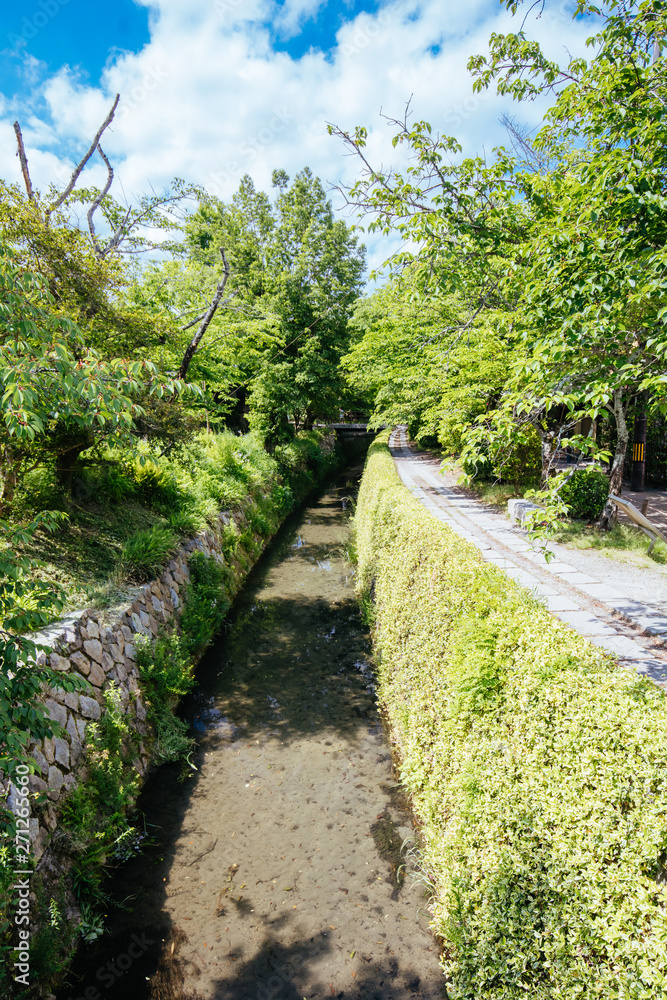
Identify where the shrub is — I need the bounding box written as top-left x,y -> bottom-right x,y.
135,632 -> 195,764
354,435 -> 667,1000
559,466 -> 609,520
121,525 -> 178,581
494,427 -> 542,487
179,552 -> 230,657
59,686 -> 139,906
168,511 -> 203,536
271,482 -> 294,514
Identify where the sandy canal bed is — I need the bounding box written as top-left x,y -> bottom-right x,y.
58,468 -> 445,1000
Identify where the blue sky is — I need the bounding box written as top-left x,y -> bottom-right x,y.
0,1 -> 598,274
2,0 -> 393,98
1,0 -> 151,99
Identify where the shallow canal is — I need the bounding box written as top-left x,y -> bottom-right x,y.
58,466 -> 445,1000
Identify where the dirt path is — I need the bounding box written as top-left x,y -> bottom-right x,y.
58,469 -> 445,1000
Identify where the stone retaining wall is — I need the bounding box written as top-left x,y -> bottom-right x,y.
6,508 -> 245,864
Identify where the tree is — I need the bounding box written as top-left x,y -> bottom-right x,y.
0,244 -> 188,506
248,168 -> 365,439
345,279 -> 514,448
330,0 -> 667,517
163,170 -> 365,443
469,0 -> 667,511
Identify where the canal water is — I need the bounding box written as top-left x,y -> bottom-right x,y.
58,466 -> 445,1000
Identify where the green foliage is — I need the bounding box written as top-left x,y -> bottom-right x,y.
168,510 -> 204,536
179,553 -> 231,658
493,425 -> 542,487
177,170 -> 366,440
136,631 -> 195,702
554,519 -> 667,564
60,686 -> 139,909
354,435 -> 667,999
335,2 -> 667,497
121,525 -> 178,582
0,242 -> 190,509
345,281 -> 514,450
559,466 -> 610,521
135,632 -> 195,764
0,512 -> 89,787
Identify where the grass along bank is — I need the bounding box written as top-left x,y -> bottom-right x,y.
353,433 -> 667,1000
11,429 -> 337,614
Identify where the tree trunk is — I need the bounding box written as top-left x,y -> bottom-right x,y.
55,443 -> 90,494
599,389 -> 629,530
534,423 -> 557,487
177,249 -> 230,381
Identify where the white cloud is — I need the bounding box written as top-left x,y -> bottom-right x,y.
1,0 -> 598,276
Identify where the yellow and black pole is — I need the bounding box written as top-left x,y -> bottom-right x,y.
631,410 -> 647,492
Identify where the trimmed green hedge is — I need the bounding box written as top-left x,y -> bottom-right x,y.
354,434 -> 667,1000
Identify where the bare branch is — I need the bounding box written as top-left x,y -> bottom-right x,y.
12,122 -> 35,202
177,249 -> 231,380
101,192 -> 186,258
102,205 -> 133,257
48,94 -> 120,215
87,145 -> 114,257
180,311 -> 207,332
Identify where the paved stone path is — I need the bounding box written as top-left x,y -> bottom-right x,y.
389,427 -> 667,688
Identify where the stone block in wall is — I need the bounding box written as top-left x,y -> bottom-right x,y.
88,662 -> 105,688
131,612 -> 147,635
170,588 -> 180,609
83,638 -> 104,664
135,696 -> 146,722
30,747 -> 49,777
79,696 -> 101,721
54,738 -> 70,770
116,662 -> 128,683
44,698 -> 67,729
101,651 -> 115,673
74,718 -> 86,741
60,690 -> 80,711
50,653 -> 70,672
82,620 -> 100,640
70,651 -> 91,676
61,626 -> 80,650
125,643 -> 136,660
121,624 -> 133,642
44,806 -> 58,832
29,774 -> 48,796
63,773 -> 77,794
32,824 -> 49,862
43,738 -> 55,764
69,738 -> 84,767
47,766 -> 64,801
109,642 -> 124,663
